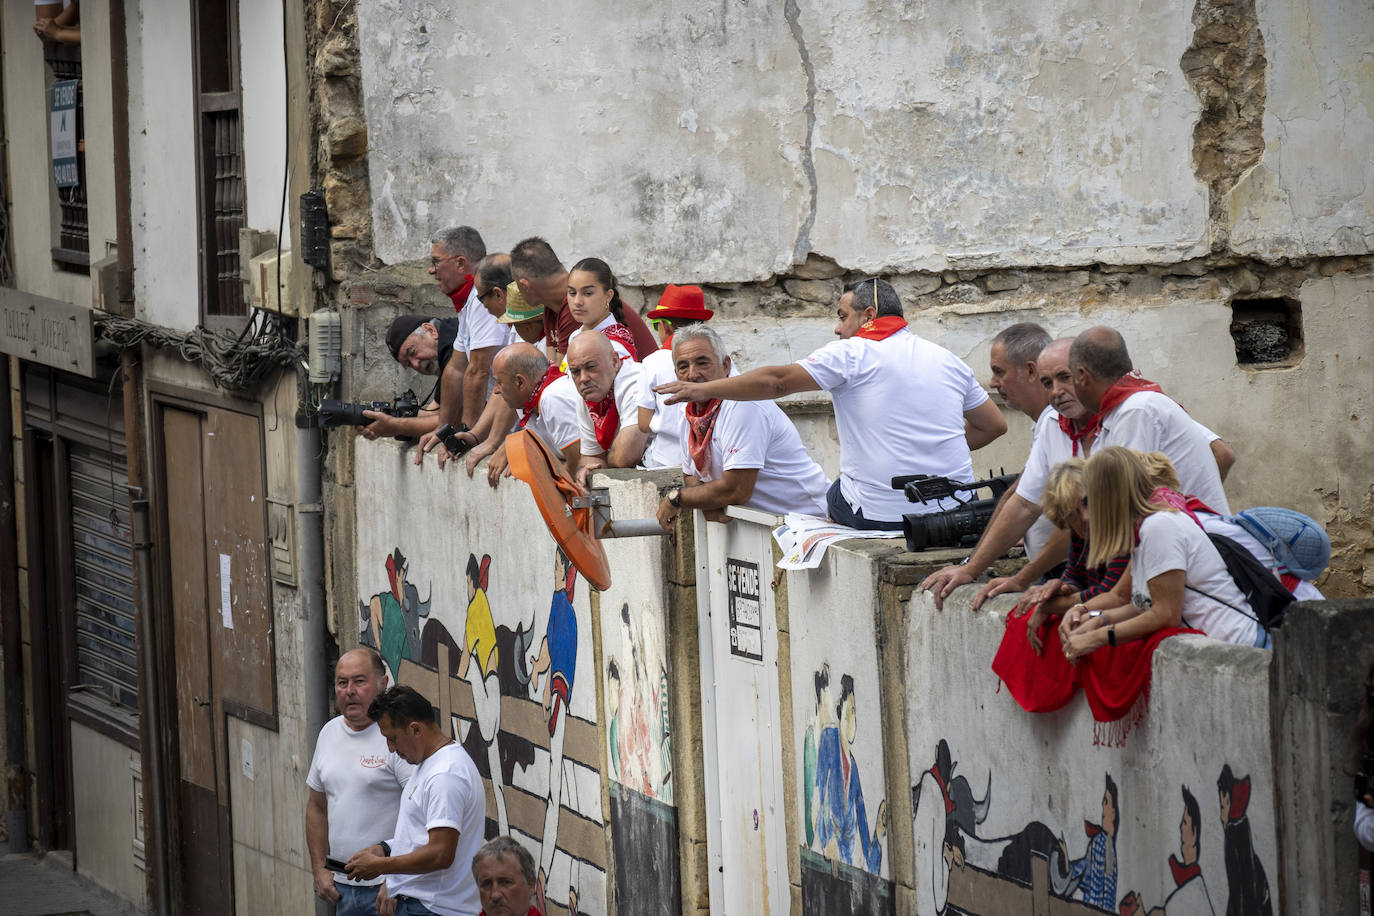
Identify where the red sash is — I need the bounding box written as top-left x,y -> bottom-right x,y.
685,399 -> 724,476
518,364 -> 565,429
587,394 -> 620,452
854,316 -> 908,341
1068,372 -> 1165,452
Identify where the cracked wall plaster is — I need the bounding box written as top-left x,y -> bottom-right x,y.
356,0 -> 809,283
1226,0 -> 1374,259
799,0 -> 1210,272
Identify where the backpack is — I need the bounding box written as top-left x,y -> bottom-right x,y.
1187,533 -> 1295,632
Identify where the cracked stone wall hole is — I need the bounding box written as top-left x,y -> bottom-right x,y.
1229,296 -> 1303,367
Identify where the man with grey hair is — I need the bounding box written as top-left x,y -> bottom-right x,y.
656,324 -> 829,528
417,228 -> 512,466
567,332 -> 648,484
471,836 -> 539,916
657,278 -> 1004,529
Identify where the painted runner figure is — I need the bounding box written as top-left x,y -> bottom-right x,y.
1067,774 -> 1119,910
814,674 -> 887,873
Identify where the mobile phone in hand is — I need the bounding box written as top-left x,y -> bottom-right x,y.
325,856 -> 348,872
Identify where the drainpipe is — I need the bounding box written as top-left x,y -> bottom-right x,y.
298,417 -> 329,792
1,357 -> 29,853
131,498 -> 169,915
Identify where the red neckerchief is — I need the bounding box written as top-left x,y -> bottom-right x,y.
685,399 -> 724,476
928,765 -> 957,814
587,392 -> 620,452
1280,572 -> 1300,591
663,333 -> 674,349
1226,776 -> 1252,821
1072,372 -> 1166,451
854,316 -> 908,341
1084,820 -> 1103,838
447,275 -> 475,313
1057,415 -> 1096,457
385,554 -> 400,602
603,322 -> 638,360
1169,855 -> 1202,887
517,364 -> 565,429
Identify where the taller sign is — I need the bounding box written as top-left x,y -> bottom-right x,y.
0,288 -> 95,377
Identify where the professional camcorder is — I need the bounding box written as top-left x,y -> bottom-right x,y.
317,390 -> 421,437
890,471 -> 1019,552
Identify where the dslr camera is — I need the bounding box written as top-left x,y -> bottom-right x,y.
890,471 -> 1019,552
317,390 -> 421,439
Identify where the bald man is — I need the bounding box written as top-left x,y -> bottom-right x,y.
473,343 -> 583,488
306,648 -> 415,912
567,332 -> 647,484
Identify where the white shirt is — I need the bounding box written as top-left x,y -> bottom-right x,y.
799,329 -> 988,522
453,288 -> 513,356
578,361 -> 644,456
637,347 -> 686,469
1020,406 -> 1060,561
1130,510 -> 1258,647
384,743 -> 485,916
1098,390 -> 1229,514
680,398 -> 829,518
305,717 -> 415,887
524,374 -> 582,454
567,314 -> 635,361
1356,801 -> 1374,853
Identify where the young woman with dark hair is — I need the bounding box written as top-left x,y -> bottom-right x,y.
566,257 -> 638,360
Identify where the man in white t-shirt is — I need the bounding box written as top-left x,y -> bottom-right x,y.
637,284 -> 713,469
656,278 -> 1005,530
654,325 -> 830,528
306,648 -> 416,915
474,342 -> 582,488
568,332 -> 647,483
346,686 -> 485,916
1070,326 -> 1231,514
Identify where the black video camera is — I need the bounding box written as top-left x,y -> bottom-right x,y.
317,390 -> 421,439
433,422 -> 474,457
890,470 -> 1019,552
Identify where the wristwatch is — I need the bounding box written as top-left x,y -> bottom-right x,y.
1107,624 -> 1117,647
667,487 -> 682,508
378,840 -> 391,857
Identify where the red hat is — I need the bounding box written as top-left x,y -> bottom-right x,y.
647,284 -> 713,321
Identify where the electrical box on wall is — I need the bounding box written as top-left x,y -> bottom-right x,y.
248,250 -> 297,316
307,311 -> 342,383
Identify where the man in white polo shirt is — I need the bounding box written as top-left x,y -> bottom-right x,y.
655,325 -> 830,528
568,331 -> 648,483
657,278 -> 1005,529
490,342 -> 583,484
1070,326 -> 1231,514
306,648 -> 416,915
346,685 -> 485,916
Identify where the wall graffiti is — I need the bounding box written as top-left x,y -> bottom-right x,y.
911,738 -> 1276,916
361,542 -> 604,916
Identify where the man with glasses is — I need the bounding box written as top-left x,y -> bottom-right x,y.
657,277 -> 1006,529
428,227 -> 511,434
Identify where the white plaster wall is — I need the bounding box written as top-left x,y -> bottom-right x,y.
356,0 -> 809,283
239,0 -> 290,246
69,722 -> 147,907
788,546 -> 890,879
354,441 -> 609,916
1228,0 -> 1374,258
801,0 -> 1209,271
127,0 -> 201,330
904,590 -> 1278,916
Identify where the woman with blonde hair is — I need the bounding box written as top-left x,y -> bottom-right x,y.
1060,446 -> 1262,660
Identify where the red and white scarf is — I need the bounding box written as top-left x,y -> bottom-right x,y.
447,275 -> 475,313
517,364 -> 565,429
685,399 -> 724,476
602,322 -> 639,360
854,316 -> 908,341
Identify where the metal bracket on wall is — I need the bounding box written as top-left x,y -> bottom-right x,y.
571,487 -> 668,540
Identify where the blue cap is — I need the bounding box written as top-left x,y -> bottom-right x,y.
1233,507 -> 1330,581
